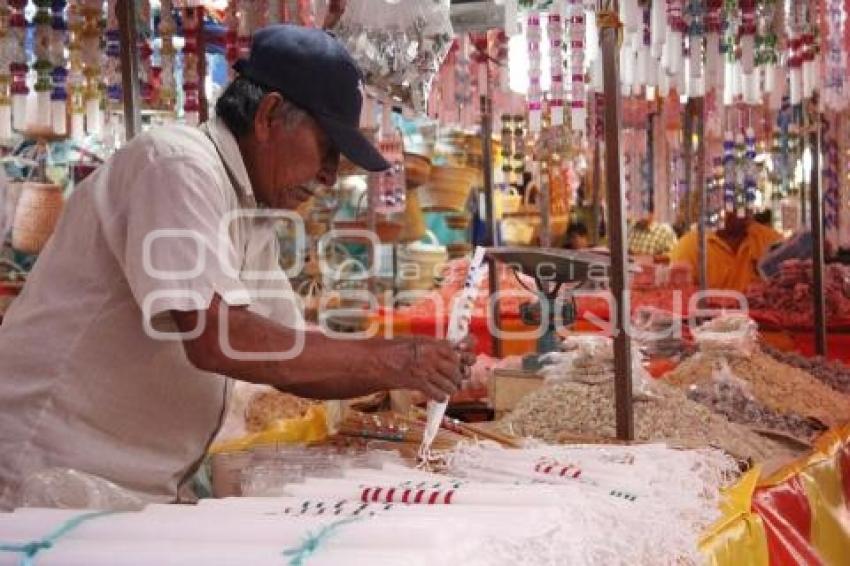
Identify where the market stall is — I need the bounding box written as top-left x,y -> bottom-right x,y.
1,0 -> 850,564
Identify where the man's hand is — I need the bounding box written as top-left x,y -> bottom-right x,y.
376,338 -> 467,403
172,294 -> 478,402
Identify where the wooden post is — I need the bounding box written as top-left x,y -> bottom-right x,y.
599,1 -> 633,441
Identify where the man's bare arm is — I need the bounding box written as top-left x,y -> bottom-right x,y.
171,294 -> 470,401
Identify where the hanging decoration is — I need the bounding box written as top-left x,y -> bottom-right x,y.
526,10 -> 542,134
372,101 -> 405,215
137,0 -> 154,107
513,113 -> 527,188
454,36 -> 472,127
722,131 -> 736,214
547,7 -> 564,126
82,0 -> 102,135
158,0 -> 177,115
823,0 -> 845,111
704,0 -> 723,94
49,0 -> 67,135
822,115 -> 840,249
686,0 -> 705,99
0,0 -> 11,138
566,0 -> 585,138
9,0 -> 27,132
182,5 -> 202,126
500,113 -> 514,187
224,0 -> 239,80
33,0 -> 51,130
67,1 -> 84,138
103,0 -> 121,147
743,127 -> 757,212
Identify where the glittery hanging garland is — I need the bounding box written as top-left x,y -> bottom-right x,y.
548,7 -> 564,126
823,0 -> 846,111
566,0 -> 585,138
50,0 -> 68,136
0,0 -> 12,138
159,0 -> 177,115
82,0 -> 103,135
722,131 -> 736,213
9,0 -> 27,132
822,114 -> 840,250
181,5 -> 201,125
526,11 -> 543,134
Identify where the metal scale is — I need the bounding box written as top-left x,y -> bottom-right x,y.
485,247 -> 614,371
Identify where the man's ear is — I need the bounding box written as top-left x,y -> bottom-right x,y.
253,92 -> 284,143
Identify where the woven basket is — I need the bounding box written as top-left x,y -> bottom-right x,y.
444,213 -> 470,231
419,165 -> 478,212
404,152 -> 432,189
398,185 -> 426,243
446,242 -> 472,259
501,189 -> 541,246
496,186 -> 522,217
397,231 -> 448,291
12,182 -> 64,254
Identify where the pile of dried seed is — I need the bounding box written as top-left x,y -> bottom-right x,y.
684,378 -> 825,443
499,381 -> 794,462
664,351 -> 850,427
762,344 -> 850,395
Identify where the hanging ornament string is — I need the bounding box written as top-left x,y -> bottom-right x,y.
102,0 -> 123,149
33,0 -> 52,130
567,0 -> 587,138
548,6 -> 564,126
182,5 -> 202,125
159,0 -> 177,116
9,0 -> 27,132
82,0 -> 102,136
67,1 -> 84,138
0,0 -> 12,139
48,0 -> 66,136
526,10 -> 543,134
224,0 -> 239,80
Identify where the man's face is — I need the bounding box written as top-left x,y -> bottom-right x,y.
247,94 -> 341,210
722,210 -> 750,236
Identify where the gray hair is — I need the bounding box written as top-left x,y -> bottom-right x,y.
215,76 -> 308,137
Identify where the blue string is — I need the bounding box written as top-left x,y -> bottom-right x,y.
282,516 -> 363,566
0,510 -> 119,566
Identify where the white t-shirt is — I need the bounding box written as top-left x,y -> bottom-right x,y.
0,117 -> 302,509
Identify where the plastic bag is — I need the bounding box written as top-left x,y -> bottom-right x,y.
332,0 -> 453,112
539,336 -> 657,399
20,468 -> 146,511
691,314 -> 759,357
210,382 -> 329,454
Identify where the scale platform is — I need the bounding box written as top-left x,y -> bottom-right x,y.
485,247 -> 620,289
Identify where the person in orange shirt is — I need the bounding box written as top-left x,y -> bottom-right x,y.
670,211 -> 783,292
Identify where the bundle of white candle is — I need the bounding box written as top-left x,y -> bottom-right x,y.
0,442 -> 737,565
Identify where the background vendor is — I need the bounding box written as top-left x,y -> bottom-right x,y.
670,208 -> 782,292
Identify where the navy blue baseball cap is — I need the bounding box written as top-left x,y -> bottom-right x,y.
234,24 -> 389,172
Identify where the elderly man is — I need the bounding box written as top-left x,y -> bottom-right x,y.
0,26 -> 472,509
